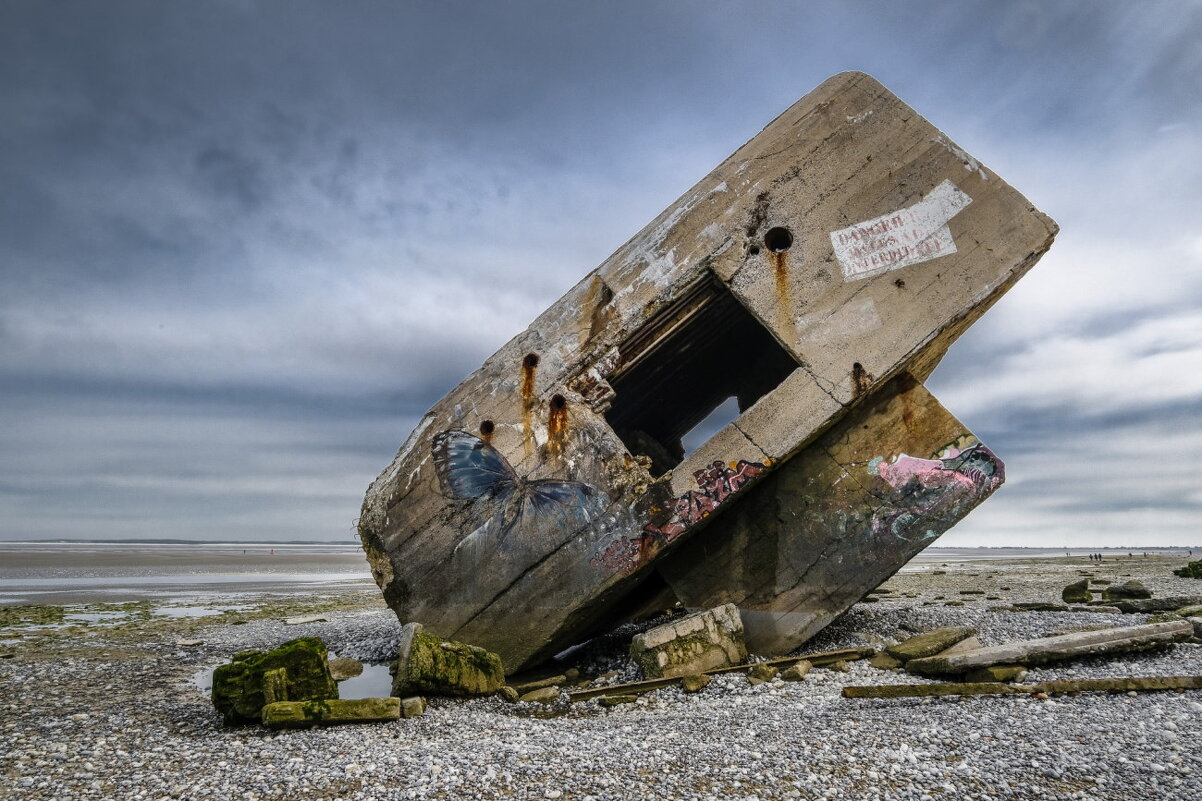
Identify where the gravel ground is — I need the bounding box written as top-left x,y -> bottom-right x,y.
3,555 -> 1202,801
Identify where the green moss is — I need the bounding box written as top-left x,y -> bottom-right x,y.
211,637 -> 337,726
1174,561 -> 1202,579
0,605 -> 66,627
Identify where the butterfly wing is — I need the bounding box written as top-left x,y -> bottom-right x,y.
432,430 -> 518,500
510,478 -> 607,544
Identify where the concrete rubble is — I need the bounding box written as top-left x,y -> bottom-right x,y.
357,71 -> 1057,672
629,603 -> 747,679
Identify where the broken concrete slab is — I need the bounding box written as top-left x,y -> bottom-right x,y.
261,698 -> 400,728
747,663 -> 779,685
965,665 -> 1027,683
780,661 -> 812,682
656,377 -> 1003,656
282,614 -> 330,625
680,674 -> 710,693
357,71 -> 1055,671
1102,580 -> 1152,601
905,620 -> 1193,676
629,603 -> 747,679
885,626 -> 978,663
390,622 -> 505,697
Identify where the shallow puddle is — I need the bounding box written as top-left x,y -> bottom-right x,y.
193,659 -> 393,699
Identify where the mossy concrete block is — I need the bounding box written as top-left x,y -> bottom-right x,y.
1102,580 -> 1153,602
261,697 -> 401,728
399,696 -> 427,718
1061,579 -> 1092,604
1176,604 -> 1202,617
629,603 -> 748,679
1173,561 -> 1202,579
885,626 -> 977,662
498,686 -> 520,703
680,674 -> 711,693
869,652 -> 904,670
391,623 -> 505,697
212,637 -> 338,726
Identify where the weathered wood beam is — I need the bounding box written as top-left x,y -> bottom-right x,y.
843,675 -> 1202,699
567,646 -> 873,702
905,620 -> 1193,676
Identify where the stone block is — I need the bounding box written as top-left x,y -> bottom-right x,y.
1061,579 -> 1092,604
630,603 -> 747,679
391,622 -> 505,697
211,637 -> 337,726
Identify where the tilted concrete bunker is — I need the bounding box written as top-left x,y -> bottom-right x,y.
358,72 -> 1057,672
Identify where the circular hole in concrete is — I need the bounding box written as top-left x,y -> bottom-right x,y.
764,227 -> 793,253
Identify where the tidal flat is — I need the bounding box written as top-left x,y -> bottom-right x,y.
2,548 -> 1202,801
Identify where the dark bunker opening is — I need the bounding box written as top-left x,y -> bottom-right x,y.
604,275 -> 799,476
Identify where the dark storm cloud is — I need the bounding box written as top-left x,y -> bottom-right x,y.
1,1 -> 1200,543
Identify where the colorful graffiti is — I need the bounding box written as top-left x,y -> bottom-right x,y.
867,442 -> 1004,542
593,458 -> 767,572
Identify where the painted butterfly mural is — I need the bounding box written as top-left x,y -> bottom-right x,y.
432,430 -> 609,563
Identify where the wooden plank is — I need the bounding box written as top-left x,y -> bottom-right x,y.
358,71 -> 1057,672
843,675 -> 1202,699
905,620 -> 1194,676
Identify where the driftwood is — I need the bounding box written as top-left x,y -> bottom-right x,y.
568,647 -> 873,702
843,675 -> 1202,699
905,620 -> 1193,676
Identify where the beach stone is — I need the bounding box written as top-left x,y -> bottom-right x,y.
328,657 -> 364,681
869,652 -> 903,670
519,686 -> 561,704
965,665 -> 1027,683
629,603 -> 747,679
1102,580 -> 1152,601
934,635 -> 982,657
680,673 -> 711,693
780,660 -> 812,682
510,674 -> 567,694
885,626 -> 977,662
1188,618 -> 1202,639
390,622 -> 505,697
211,637 -> 337,726
1061,579 -> 1092,604
497,686 -> 519,703
261,697 -> 400,728
1176,604 -> 1202,617
1010,602 -> 1070,612
747,663 -> 779,685
283,614 -> 330,625
1173,561 -> 1202,579
399,696 -> 426,718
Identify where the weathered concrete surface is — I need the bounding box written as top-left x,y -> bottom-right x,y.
655,375 -> 1002,655
211,638 -> 337,726
358,71 -> 1056,671
906,620 -> 1193,676
629,604 -> 747,679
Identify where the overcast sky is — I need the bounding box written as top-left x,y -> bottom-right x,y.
2,1 -> 1200,547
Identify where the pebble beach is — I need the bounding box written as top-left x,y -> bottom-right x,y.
3,550 -> 1202,801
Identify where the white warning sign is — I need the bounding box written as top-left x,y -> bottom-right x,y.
830,180 -> 972,281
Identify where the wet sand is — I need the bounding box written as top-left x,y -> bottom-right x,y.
0,542 -> 373,605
